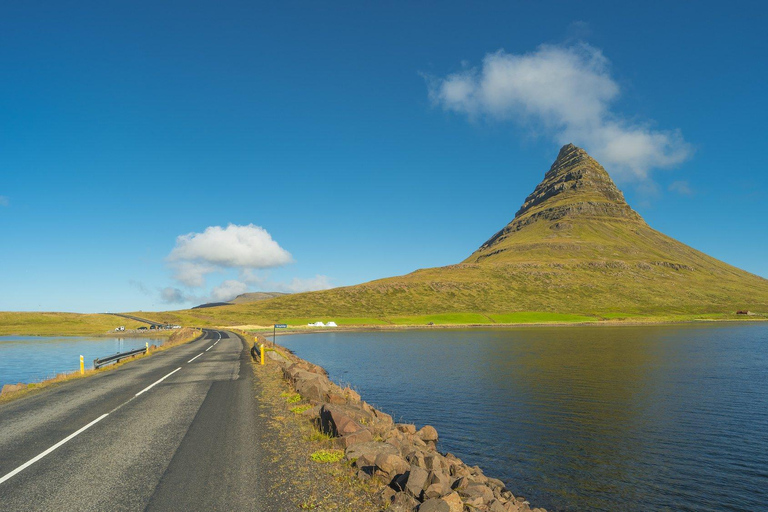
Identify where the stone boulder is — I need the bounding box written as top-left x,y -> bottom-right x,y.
294,371 -> 332,403
337,428 -> 373,449
405,465 -> 430,501
346,441 -> 399,469
419,498 -> 450,512
374,452 -> 410,481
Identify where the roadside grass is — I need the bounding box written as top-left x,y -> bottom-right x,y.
248,335 -> 379,511
0,312 -> 148,336
310,449 -> 344,463
0,328 -> 202,404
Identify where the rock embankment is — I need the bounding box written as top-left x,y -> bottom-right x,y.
255,340 -> 546,512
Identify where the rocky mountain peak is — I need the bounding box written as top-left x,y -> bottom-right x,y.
469,144 -> 644,257
515,143 -> 630,219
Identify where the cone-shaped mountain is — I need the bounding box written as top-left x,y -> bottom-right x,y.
182,144 -> 768,322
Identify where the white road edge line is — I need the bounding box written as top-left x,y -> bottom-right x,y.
205,345 -> 213,352
188,353 -> 203,363
0,413 -> 109,485
135,367 -> 181,397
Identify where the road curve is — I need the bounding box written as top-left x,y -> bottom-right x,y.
0,329 -> 266,511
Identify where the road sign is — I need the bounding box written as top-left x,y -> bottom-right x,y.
274,324 -> 287,329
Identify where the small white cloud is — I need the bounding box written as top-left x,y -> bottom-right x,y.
669,180 -> 693,196
210,279 -> 249,302
160,287 -> 188,304
167,224 -> 292,288
0,196 -> 9,207
427,43 -> 691,182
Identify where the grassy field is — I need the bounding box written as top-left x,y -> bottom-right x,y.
0,312 -> 149,336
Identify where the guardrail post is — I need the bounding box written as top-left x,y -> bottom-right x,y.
80,355 -> 84,375
260,344 -> 265,365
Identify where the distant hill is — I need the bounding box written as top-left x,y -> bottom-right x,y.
229,292 -> 289,304
154,144 -> 768,326
192,292 -> 289,310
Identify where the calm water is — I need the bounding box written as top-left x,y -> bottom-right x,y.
280,324 -> 768,511
0,336 -> 162,387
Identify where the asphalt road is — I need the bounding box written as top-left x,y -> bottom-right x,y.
0,329 -> 266,511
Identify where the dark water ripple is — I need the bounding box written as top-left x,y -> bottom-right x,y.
280,323 -> 768,511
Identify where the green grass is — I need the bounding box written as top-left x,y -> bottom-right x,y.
285,393 -> 302,404
488,312 -> 598,324
290,404 -> 313,414
281,317 -> 391,326
309,449 -> 345,463
386,313 -> 493,325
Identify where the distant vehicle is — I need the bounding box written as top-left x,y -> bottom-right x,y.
149,325 -> 156,330
137,326 -> 148,331
114,326 -> 125,331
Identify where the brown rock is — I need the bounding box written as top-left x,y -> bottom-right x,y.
460,484 -> 495,505
418,498 -> 450,512
397,423 -> 417,434
442,492 -> 464,512
390,492 -> 420,512
294,370 -> 332,403
375,453 -> 409,479
345,441 -> 399,463
417,425 -> 439,442
337,428 -> 372,448
318,404 -> 371,437
488,499 -> 507,512
405,465 -> 430,500
423,453 -> 446,472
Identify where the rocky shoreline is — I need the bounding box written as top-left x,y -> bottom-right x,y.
254,336 -> 546,512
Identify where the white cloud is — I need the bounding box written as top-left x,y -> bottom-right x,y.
167,224 -> 293,288
427,43 -> 691,181
210,279 -> 249,302
669,180 -> 693,196
0,196 -> 9,207
160,287 -> 187,304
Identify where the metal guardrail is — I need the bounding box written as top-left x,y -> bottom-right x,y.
93,347 -> 148,369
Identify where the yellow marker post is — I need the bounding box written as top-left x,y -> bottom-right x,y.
80,355 -> 84,375
260,344 -> 265,365
145,342 -> 149,354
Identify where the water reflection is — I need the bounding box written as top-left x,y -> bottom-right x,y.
280,323 -> 768,511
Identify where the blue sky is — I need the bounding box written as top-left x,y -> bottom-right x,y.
1,1 -> 766,313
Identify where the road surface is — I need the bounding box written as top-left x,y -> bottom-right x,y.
0,329 -> 267,511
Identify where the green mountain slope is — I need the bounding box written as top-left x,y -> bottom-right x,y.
156,144 -> 768,326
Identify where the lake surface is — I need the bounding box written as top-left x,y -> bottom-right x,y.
0,336 -> 163,387
280,323 -> 768,512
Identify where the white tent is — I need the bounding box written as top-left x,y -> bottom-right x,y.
308,321 -> 325,327
326,321 -> 338,327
